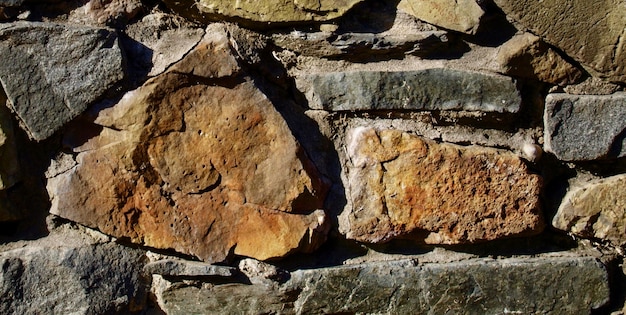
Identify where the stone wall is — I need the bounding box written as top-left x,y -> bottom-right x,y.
0,0 -> 625,314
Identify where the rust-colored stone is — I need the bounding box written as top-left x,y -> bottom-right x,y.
342,127 -> 543,244
47,24 -> 328,263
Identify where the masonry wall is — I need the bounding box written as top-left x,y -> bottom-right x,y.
0,0 -> 625,314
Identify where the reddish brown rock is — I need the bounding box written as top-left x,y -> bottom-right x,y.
342,127 -> 543,244
47,24 -> 328,263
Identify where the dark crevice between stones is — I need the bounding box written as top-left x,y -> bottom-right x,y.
462,0 -> 517,47
595,256 -> 626,314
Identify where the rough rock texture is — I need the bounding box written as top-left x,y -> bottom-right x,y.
493,0 -> 626,83
497,33 -> 583,85
298,69 -> 521,113
144,259 -> 236,277
0,225 -> 148,314
164,0 -> 364,25
342,128 -> 543,244
272,30 -> 450,60
0,21 -> 124,140
553,174 -> 626,246
563,77 -> 623,95
47,24 -> 329,263
68,0 -> 144,27
397,0 -> 485,34
159,255 -> 609,314
544,92 -> 626,161
124,13 -> 205,77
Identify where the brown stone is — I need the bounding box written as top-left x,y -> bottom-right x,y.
497,33 -> 583,85
47,24 -> 329,263
493,0 -> 626,83
398,0 -> 485,34
342,127 -> 543,244
553,174 -> 626,247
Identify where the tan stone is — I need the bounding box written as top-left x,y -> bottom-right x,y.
497,33 -> 583,86
493,0 -> 626,83
47,24 -> 329,263
342,127 -> 543,244
553,174 -> 626,246
398,0 -> 484,34
165,0 -> 363,24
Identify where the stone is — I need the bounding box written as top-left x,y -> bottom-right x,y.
68,0 -> 144,27
159,255 -> 609,314
272,30 -> 450,60
342,127 -> 543,244
497,33 -> 583,86
124,13 -> 205,77
0,225 -> 148,314
47,24 -> 329,264
563,76 -> 624,95
397,0 -> 485,34
492,0 -> 626,83
553,174 -> 626,247
297,69 -> 521,113
0,22 -> 124,140
238,258 -> 289,285
163,0 -> 364,25
144,259 -> 236,278
544,92 -> 626,161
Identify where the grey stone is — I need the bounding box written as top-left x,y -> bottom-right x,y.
144,259 -> 236,278
297,69 -> 521,113
0,21 -> 124,140
544,92 -> 626,161
0,100 -> 18,190
272,31 -> 450,60
0,226 -> 148,314
158,255 -> 609,314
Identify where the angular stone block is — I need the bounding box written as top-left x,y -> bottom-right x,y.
553,174 -> 626,246
398,0 -> 485,34
159,255 -> 609,314
544,92 -> 626,161
493,0 -> 626,83
342,127 -> 543,243
497,33 -> 583,85
298,69 -> 521,113
0,22 -> 125,140
47,24 -> 329,263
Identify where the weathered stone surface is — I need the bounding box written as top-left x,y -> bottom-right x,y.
47,24 -> 329,263
0,22 -> 124,140
164,0 -> 364,25
125,13 -> 205,77
69,0 -> 144,27
544,92 -> 626,161
553,174 -> 626,246
159,255 -> 609,314
342,127 -> 543,244
563,76 -> 624,95
272,30 -> 450,60
298,69 -> 521,113
144,259 -> 236,278
492,0 -> 626,83
0,225 -> 148,314
497,33 -> 583,85
398,0 -> 485,34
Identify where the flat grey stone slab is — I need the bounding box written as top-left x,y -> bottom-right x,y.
544,92 -> 626,161
297,69 -> 521,113
0,22 -> 124,140
160,255 -> 609,314
144,259 -> 236,277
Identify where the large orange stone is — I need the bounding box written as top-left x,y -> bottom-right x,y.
342,127 -> 543,244
47,24 -> 329,263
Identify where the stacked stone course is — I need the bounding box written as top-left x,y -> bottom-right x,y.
0,0 -> 624,313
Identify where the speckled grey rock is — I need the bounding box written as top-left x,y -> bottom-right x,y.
144,259 -> 236,278
158,255 -> 609,314
544,92 -> 626,161
0,22 -> 124,140
297,69 -> 521,113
